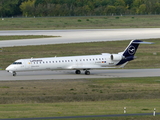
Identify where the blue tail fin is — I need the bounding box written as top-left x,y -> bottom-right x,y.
117,40 -> 153,65
123,40 -> 142,57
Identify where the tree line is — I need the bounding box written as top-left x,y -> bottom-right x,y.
1,0 -> 160,17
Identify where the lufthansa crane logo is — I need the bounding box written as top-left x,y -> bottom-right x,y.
128,45 -> 135,55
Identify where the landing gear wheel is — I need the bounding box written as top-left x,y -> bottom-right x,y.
75,70 -> 81,74
13,71 -> 16,76
85,71 -> 90,75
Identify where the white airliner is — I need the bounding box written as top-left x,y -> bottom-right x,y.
6,40 -> 153,76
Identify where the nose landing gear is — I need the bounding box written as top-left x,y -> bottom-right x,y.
13,71 -> 16,76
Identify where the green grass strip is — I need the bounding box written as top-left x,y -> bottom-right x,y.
0,99 -> 159,119
0,35 -> 60,40
1,15 -> 160,30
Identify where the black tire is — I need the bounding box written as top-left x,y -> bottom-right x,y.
85,71 -> 90,75
13,72 -> 16,76
75,70 -> 81,74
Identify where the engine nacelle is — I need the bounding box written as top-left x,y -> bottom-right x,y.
111,54 -> 123,61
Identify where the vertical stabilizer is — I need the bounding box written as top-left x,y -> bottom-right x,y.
117,40 -> 153,65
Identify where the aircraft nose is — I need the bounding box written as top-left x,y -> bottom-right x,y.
5,65 -> 13,72
5,66 -> 10,72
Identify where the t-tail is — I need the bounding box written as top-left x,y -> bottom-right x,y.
116,40 -> 153,66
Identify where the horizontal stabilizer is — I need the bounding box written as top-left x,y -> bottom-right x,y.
132,41 -> 154,44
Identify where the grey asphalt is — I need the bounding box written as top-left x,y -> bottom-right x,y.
1,69 -> 160,81
0,28 -> 160,47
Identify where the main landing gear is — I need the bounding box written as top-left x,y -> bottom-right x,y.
75,70 -> 90,75
75,70 -> 81,74
85,70 -> 90,75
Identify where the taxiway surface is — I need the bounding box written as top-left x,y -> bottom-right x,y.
0,28 -> 160,47
1,69 -> 160,81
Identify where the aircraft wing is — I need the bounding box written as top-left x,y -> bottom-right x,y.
68,62 -> 128,70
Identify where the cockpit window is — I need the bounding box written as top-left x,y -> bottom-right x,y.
12,62 -> 22,65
